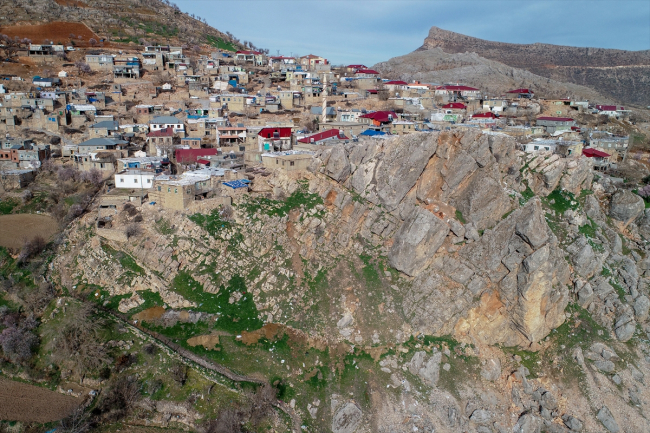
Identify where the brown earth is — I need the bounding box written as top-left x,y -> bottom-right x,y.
0,214 -> 59,249
54,0 -> 88,7
187,333 -> 221,350
132,305 -> 166,321
0,377 -> 83,422
0,21 -> 99,44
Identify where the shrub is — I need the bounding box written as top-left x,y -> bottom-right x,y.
0,313 -> 39,364
80,169 -> 103,186
18,235 -> 46,263
170,361 -> 188,386
638,184 -> 650,199
125,224 -> 141,239
58,167 -> 80,182
21,189 -> 32,203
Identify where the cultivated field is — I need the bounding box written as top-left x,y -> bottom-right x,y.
0,377 -> 83,422
0,21 -> 98,44
0,214 -> 58,249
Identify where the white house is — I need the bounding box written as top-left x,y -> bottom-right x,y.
114,170 -> 156,189
149,116 -> 184,134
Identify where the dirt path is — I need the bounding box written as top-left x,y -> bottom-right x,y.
105,307 -> 304,432
0,376 -> 84,423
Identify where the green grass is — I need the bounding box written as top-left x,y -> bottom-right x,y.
610,279 -> 628,302
543,189 -> 578,214
205,34 -> 238,51
0,198 -> 19,214
239,181 -> 323,219
455,209 -> 466,224
519,183 -> 535,205
579,218 -> 598,238
171,272 -> 263,333
101,243 -> 144,275
155,217 -> 176,235
188,209 -> 232,239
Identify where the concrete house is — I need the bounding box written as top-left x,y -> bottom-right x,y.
435,85 -> 481,101
536,116 -> 576,134
150,116 -> 184,134
258,127 -> 293,152
235,50 -> 265,66
86,54 -> 115,71
77,137 -> 128,152
506,88 -> 534,99
146,128 -> 174,157
261,150 -> 314,172
89,120 -> 120,138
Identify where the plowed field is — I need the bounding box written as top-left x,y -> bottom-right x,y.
0,21 -> 98,44
0,377 -> 83,422
0,214 -> 58,249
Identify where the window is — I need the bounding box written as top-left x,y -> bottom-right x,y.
167,187 -> 171,192
534,146 -> 539,150
290,161 -> 295,166
147,179 -> 151,184
158,186 -> 161,191
134,178 -> 138,183
276,159 -> 279,164
174,188 -> 177,194
187,189 -> 191,194
120,177 -> 124,183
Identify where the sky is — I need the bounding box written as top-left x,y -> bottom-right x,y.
175,0 -> 650,66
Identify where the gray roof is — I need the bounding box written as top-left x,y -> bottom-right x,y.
91,120 -> 119,130
78,137 -> 128,147
150,116 -> 181,124
310,106 -> 336,115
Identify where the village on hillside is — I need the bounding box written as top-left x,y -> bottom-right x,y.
0,39 -> 645,216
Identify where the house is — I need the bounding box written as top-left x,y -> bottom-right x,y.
146,127 -> 174,156
73,151 -> 117,176
28,44 -> 64,57
77,137 -> 128,152
0,169 -> 35,190
441,102 -> 467,113
346,64 -> 367,72
300,54 -> 328,70
175,148 -> 219,165
149,116 -> 184,134
483,99 -> 508,113
594,105 -> 630,119
32,77 -> 61,87
298,129 -> 348,145
536,116 -> 576,134
113,58 -> 141,79
435,85 -> 481,100
359,111 -> 397,127
354,69 -> 380,79
383,81 -> 408,92
506,88 -> 534,99
216,126 -> 247,147
470,112 -> 499,124
310,106 -> 337,121
522,139 -> 582,156
337,109 -> 362,123
116,156 -> 165,172
261,150 -> 314,172
319,121 -> 366,138
269,56 -> 295,69
391,121 -> 417,135
181,137 -> 202,149
589,131 -> 628,161
258,127 -> 292,152
150,172 -> 211,210
86,54 -> 115,71
235,50 -> 265,66
89,120 -> 120,138
582,147 -> 611,170
114,170 -> 155,189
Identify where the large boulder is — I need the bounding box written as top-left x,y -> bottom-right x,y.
332,402 -> 362,433
609,190 -> 644,226
324,145 -> 351,182
388,206 -> 449,276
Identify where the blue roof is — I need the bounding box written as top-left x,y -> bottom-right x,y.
223,179 -> 250,189
360,129 -> 386,136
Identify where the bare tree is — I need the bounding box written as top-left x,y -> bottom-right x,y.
125,224 -> 141,239
74,61 -> 91,76
88,38 -> 97,47
170,361 -> 188,386
59,406 -> 90,433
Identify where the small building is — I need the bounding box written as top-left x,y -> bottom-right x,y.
0,169 -> 35,190
582,147 -> 611,171
150,116 -> 184,134
181,137 -> 202,149
536,117 -> 576,134
258,127 -> 293,152
89,120 -> 120,138
86,54 -> 115,71
146,127 -> 174,156
391,121 -> 417,135
114,170 -> 155,189
441,102 -> 467,113
298,129 -> 348,145
506,88 -> 534,99
77,137 -> 128,152
435,85 -> 481,100
261,150 -> 314,172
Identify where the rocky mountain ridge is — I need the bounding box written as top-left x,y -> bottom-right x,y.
418,26 -> 650,106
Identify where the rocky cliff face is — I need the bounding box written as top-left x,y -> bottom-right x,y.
56,131 -> 650,432
418,26 -> 650,105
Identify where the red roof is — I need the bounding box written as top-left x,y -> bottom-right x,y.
583,148 -> 610,158
298,129 -> 348,143
367,89 -> 378,94
175,148 -> 218,164
436,85 -> 480,91
147,127 -> 173,138
360,111 -> 397,123
258,127 -> 292,138
537,116 -> 574,122
384,80 -> 408,85
507,88 -> 532,94
348,64 -> 367,69
442,102 -> 467,109
355,69 -> 379,75
236,50 -> 261,55
270,56 -> 294,60
197,159 -> 211,165
596,105 -> 624,111
472,112 -> 498,118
